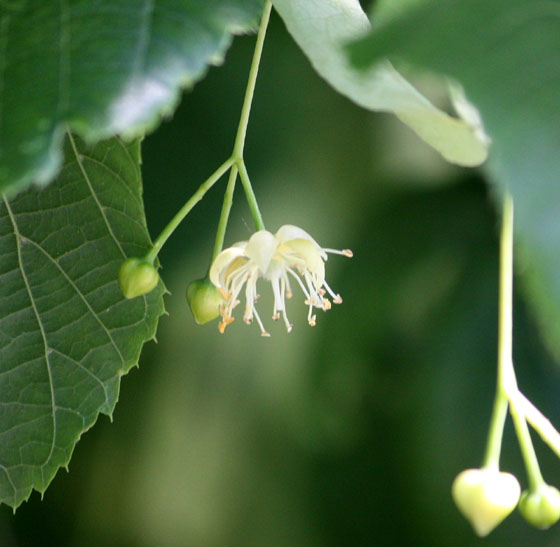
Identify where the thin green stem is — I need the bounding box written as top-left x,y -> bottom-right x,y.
211,165 -> 238,263
483,194 -> 544,489
230,1 -> 271,230
232,1 -> 272,159
516,391 -> 560,460
145,158 -> 234,263
238,159 -> 265,231
483,194 -> 515,469
145,2 -> 271,262
483,394 -> 508,470
510,394 -> 544,490
207,1 -> 271,260
498,195 -> 514,395
499,196 -> 543,489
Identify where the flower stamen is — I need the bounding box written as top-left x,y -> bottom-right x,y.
253,306 -> 270,337
323,279 -> 343,304
324,248 -> 353,258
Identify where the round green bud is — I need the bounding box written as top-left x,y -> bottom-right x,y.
186,278 -> 223,325
519,484 -> 560,529
452,468 -> 521,537
119,258 -> 159,299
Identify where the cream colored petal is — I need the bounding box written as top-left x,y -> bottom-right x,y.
245,230 -> 278,274
275,225 -> 317,245
262,257 -> 284,281
275,225 -> 328,260
209,246 -> 247,287
283,239 -> 326,284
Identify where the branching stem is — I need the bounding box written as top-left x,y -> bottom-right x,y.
483,195 -> 515,469
232,1 -> 272,161
211,165 -> 238,263
147,2 -> 272,263
145,158 -> 234,264
483,194 -> 545,490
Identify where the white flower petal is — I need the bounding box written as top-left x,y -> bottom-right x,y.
245,230 -> 278,274
283,239 -> 325,284
209,246 -> 247,287
275,224 -> 318,245
263,258 -> 284,281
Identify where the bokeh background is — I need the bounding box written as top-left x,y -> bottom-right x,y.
2,6 -> 560,546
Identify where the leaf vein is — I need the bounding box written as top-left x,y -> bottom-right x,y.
50,348 -> 110,408
77,154 -> 142,208
2,197 -> 57,471
0,463 -> 17,499
24,237 -> 126,371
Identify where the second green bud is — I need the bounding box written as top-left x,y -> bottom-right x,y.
519,484 -> 560,529
187,278 -> 223,324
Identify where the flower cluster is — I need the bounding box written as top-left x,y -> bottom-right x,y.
209,225 -> 352,336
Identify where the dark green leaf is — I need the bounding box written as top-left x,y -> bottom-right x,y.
347,0 -> 560,360
0,133 -> 165,509
0,0 -> 264,195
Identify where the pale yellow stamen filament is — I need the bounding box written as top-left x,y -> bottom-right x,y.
323,279 -> 342,304
323,248 -> 353,258
280,277 -> 292,332
287,267 -> 311,300
253,306 -> 269,337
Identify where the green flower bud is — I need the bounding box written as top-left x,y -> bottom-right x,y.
186,278 -> 223,325
519,484 -> 560,529
119,258 -> 159,299
452,468 -> 521,537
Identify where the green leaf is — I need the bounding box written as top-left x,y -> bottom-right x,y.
0,133 -> 165,509
272,0 -> 488,166
0,0 -> 264,195
347,0 -> 560,360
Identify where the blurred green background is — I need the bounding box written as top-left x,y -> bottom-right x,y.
2,8 -> 560,547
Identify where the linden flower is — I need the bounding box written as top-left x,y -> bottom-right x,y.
209,225 -> 352,336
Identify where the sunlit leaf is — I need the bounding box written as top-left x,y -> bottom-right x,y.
0,0 -> 264,195
272,0 -> 488,166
